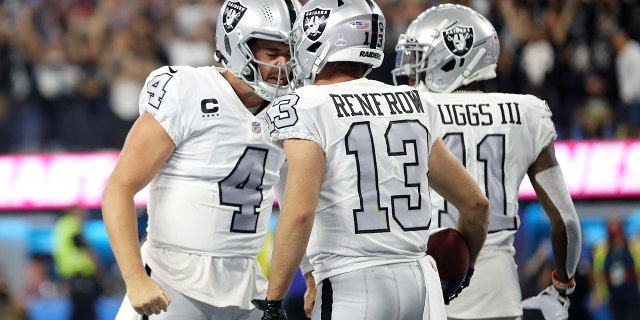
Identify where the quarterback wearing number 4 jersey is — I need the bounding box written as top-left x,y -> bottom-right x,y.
102,0 -> 300,319
105,64 -> 288,320
139,65 -> 286,304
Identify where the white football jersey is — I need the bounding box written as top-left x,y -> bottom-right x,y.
266,78 -> 440,282
139,66 -> 286,257
427,91 -> 557,253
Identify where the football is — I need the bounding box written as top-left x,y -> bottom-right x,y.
426,227 -> 470,299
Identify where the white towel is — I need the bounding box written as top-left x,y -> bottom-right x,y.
418,255 -> 447,320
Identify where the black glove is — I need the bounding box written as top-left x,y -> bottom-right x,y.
252,299 -> 287,320
445,268 -> 474,305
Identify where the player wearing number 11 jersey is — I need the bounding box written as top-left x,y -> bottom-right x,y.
393,4 -> 582,320
101,0 -> 300,319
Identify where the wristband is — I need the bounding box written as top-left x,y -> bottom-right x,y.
551,270 -> 575,295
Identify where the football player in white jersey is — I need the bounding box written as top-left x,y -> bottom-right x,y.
101,0 -> 300,319
253,0 -> 490,319
392,4 -> 582,320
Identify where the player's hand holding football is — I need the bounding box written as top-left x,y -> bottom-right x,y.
125,273 -> 170,316
445,267 -> 474,304
252,299 -> 287,320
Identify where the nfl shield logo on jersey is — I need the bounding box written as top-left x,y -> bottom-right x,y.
303,8 -> 330,41
252,121 -> 262,134
223,1 -> 247,33
443,26 -> 474,56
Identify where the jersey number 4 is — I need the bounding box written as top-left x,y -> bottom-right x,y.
219,147 -> 269,233
146,73 -> 173,109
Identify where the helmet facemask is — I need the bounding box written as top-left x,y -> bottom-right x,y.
216,32 -> 292,101
244,36 -> 292,100
288,27 -> 312,90
392,34 -> 431,88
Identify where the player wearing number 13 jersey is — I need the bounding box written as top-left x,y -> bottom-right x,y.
102,0 -> 300,319
256,0 -> 489,319
269,80 -> 447,282
393,4 -> 582,320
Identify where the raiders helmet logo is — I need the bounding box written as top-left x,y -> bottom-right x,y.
443,26 -> 474,56
303,8 -> 330,41
223,1 -> 247,33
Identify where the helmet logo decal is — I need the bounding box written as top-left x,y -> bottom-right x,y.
303,8 -> 330,41
223,1 -> 247,33
443,26 -> 474,56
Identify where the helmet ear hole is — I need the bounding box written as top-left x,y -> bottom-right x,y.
441,59 -> 456,72
307,42 -> 322,53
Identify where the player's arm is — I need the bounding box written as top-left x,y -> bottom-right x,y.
264,138 -> 324,300
428,137 -> 489,266
527,143 -> 581,292
102,112 -> 174,315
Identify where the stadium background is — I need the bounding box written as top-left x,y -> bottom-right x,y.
1,0 -> 639,319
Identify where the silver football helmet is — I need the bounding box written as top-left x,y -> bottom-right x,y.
392,4 -> 500,93
215,0 -> 301,101
289,0 -> 385,89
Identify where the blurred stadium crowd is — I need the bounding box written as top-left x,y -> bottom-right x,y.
0,0 -> 640,319
0,0 -> 639,155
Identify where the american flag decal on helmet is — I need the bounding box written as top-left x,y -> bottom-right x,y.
354,20 -> 370,30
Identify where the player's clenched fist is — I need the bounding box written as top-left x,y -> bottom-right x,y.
125,273 -> 171,316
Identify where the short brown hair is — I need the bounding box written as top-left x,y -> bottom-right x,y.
323,61 -> 371,78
